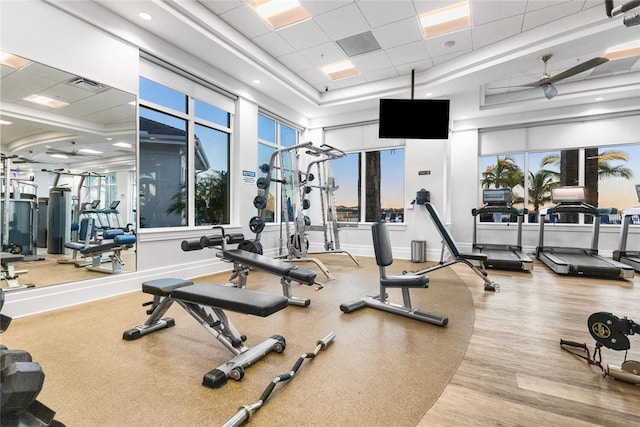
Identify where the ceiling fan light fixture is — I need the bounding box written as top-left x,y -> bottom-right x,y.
541,84 -> 557,100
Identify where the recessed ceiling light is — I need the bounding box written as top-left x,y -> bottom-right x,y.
249,0 -> 310,29
443,40 -> 456,48
23,94 -> 69,109
0,119 -> 13,126
320,60 -> 360,80
420,0 -> 470,38
139,12 -> 152,20
49,153 -> 69,159
595,97 -> 605,101
0,51 -> 32,69
113,142 -> 132,149
253,79 -> 261,84
425,92 -> 433,97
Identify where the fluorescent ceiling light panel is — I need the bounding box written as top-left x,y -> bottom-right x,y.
0,51 -> 32,69
249,0 -> 310,29
49,153 -> 69,159
420,0 -> 470,38
23,94 -> 69,109
320,60 -> 360,80
604,40 -> 640,59
0,119 -> 13,126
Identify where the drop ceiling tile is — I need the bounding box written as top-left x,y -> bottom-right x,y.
395,58 -> 434,76
333,73 -> 368,88
386,39 -> 431,66
413,0 -> 461,15
431,48 -> 472,65
470,0 -> 527,26
314,2 -> 370,40
427,28 -> 472,57
297,68 -> 331,85
277,19 -> 330,50
219,3 -> 271,39
472,15 -> 524,49
525,0 -> 572,13
299,42 -> 347,67
363,67 -> 400,82
372,16 -> 424,49
357,0 -> 418,28
198,0 -> 245,15
300,0 -> 353,16
523,1 -> 584,30
350,50 -> 394,73
252,31 -> 296,57
276,51 -> 315,73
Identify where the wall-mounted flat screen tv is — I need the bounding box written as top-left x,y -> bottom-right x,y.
378,98 -> 450,139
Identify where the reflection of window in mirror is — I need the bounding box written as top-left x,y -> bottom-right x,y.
1,51 -> 137,290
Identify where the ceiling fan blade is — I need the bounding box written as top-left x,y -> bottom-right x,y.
540,57 -> 609,85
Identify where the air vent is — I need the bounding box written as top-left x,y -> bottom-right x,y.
336,31 -> 381,57
66,77 -> 108,93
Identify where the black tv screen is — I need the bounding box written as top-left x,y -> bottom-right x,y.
378,98 -> 450,139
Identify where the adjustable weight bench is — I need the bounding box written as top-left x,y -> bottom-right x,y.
123,278 -> 288,389
183,227 -> 318,307
340,222 -> 448,326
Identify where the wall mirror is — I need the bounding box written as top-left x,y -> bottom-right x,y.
1,51 -> 137,290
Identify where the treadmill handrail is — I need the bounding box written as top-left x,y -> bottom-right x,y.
546,202 -> 600,216
473,205 -> 526,216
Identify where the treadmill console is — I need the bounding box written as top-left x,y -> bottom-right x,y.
483,188 -> 512,206
551,186 -> 585,203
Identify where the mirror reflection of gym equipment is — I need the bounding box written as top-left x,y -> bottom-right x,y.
0,51 -> 137,291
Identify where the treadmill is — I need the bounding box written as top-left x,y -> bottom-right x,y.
613,184 -> 640,272
536,186 -> 634,279
472,188 -> 533,271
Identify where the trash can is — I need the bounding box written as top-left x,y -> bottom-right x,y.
411,240 -> 427,263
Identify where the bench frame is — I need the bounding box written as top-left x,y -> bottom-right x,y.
123,278 -> 287,389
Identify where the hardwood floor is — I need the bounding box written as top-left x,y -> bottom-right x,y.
419,260 -> 640,426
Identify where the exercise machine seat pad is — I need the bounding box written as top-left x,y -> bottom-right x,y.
142,278 -> 194,296
223,249 -> 317,284
381,274 -> 429,288
171,283 -> 288,317
1,252 -> 25,264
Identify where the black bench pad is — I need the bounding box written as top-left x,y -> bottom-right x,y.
142,278 -> 194,296
460,252 -> 488,262
1,252 -> 25,263
381,274 -> 429,288
171,283 -> 288,317
223,249 -> 317,284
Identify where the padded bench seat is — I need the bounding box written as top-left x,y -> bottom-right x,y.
142,278 -> 194,296
171,283 -> 288,317
381,274 -> 429,288
223,249 -> 316,285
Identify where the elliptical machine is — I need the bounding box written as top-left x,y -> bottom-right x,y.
561,312 -> 640,385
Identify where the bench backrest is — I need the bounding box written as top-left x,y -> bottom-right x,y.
372,222 -> 393,268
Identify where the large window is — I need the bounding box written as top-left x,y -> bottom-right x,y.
257,113 -> 299,223
332,148 -> 405,223
138,76 -> 232,228
479,144 -> 638,224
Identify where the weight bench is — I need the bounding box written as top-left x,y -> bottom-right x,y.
183,227 -> 318,307
340,222 -> 448,326
62,218 -> 136,274
123,278 -> 288,389
1,252 -> 32,291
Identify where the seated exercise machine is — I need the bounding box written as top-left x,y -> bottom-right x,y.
472,188 -> 533,271
340,221 -> 448,326
537,186 -> 634,279
123,278 -> 288,389
60,218 -> 136,274
0,289 -> 63,426
182,227 -> 318,306
561,312 -> 640,386
613,184 -> 640,272
413,189 -> 498,292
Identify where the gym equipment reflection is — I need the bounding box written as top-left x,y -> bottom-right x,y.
1,51 -> 137,290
